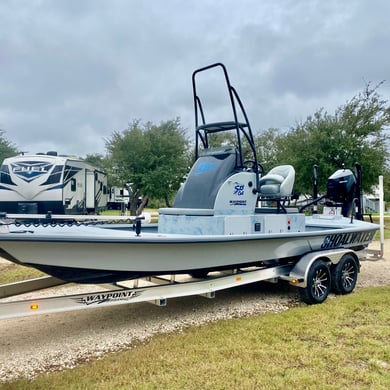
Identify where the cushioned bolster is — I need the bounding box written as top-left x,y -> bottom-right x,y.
258,184 -> 280,195
259,173 -> 284,184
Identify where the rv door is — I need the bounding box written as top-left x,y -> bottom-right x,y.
86,170 -> 95,210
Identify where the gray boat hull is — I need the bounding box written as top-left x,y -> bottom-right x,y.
0,215 -> 377,283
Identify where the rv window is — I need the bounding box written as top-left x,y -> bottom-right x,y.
63,165 -> 82,182
71,178 -> 76,192
42,165 -> 63,185
0,165 -> 13,185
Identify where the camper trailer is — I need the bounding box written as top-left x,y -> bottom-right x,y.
0,152 -> 108,214
107,187 -> 130,210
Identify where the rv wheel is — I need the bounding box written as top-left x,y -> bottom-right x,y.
331,254 -> 358,295
300,260 -> 331,304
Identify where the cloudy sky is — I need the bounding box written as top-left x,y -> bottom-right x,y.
1,0 -> 389,158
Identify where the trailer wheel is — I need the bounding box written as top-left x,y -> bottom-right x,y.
300,260 -> 331,304
331,254 -> 358,295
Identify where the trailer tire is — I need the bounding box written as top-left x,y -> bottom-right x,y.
331,254 -> 358,295
300,260 -> 331,304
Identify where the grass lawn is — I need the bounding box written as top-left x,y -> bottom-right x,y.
4,286 -> 390,389
364,214 -> 390,239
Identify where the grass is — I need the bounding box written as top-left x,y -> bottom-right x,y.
364,215 -> 390,240
0,263 -> 45,284
3,286 -> 390,389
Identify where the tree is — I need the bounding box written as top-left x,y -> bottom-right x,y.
83,153 -> 113,187
254,128 -> 283,171
84,153 -> 107,169
258,82 -> 390,196
105,119 -> 190,215
0,129 -> 18,163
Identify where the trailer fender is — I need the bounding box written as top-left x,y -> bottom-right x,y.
286,248 -> 359,288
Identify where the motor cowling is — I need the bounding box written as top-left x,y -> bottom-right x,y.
326,168 -> 356,216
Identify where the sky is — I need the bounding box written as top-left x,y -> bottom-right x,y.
1,0 -> 389,158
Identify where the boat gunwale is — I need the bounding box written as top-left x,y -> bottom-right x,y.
0,222 -> 378,245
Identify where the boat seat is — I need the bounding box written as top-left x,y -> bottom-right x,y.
259,165 -> 295,199
173,146 -> 238,209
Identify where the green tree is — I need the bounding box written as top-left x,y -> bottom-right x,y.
0,129 -> 18,163
254,128 -> 283,171
83,153 -> 113,188
259,82 -> 390,195
84,153 -> 107,169
106,119 -> 190,215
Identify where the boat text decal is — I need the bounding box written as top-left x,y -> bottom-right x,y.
321,231 -> 376,249
233,183 -> 244,196
74,290 -> 143,306
229,200 -> 247,206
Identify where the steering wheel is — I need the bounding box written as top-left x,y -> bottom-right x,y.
243,160 -> 264,174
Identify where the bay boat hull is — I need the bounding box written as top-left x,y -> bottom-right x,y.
0,215 -> 377,283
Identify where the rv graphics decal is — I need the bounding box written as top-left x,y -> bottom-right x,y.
11,161 -> 54,182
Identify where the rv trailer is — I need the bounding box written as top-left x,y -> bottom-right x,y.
0,152 -> 108,215
107,187 -> 130,210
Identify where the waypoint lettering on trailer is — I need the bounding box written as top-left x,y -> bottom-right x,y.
75,290 -> 143,306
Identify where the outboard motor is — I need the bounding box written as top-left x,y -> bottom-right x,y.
326,168 -> 356,217
301,163 -> 363,218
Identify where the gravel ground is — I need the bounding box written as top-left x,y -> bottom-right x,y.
0,240 -> 389,383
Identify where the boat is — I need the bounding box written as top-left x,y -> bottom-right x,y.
0,63 -> 378,286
